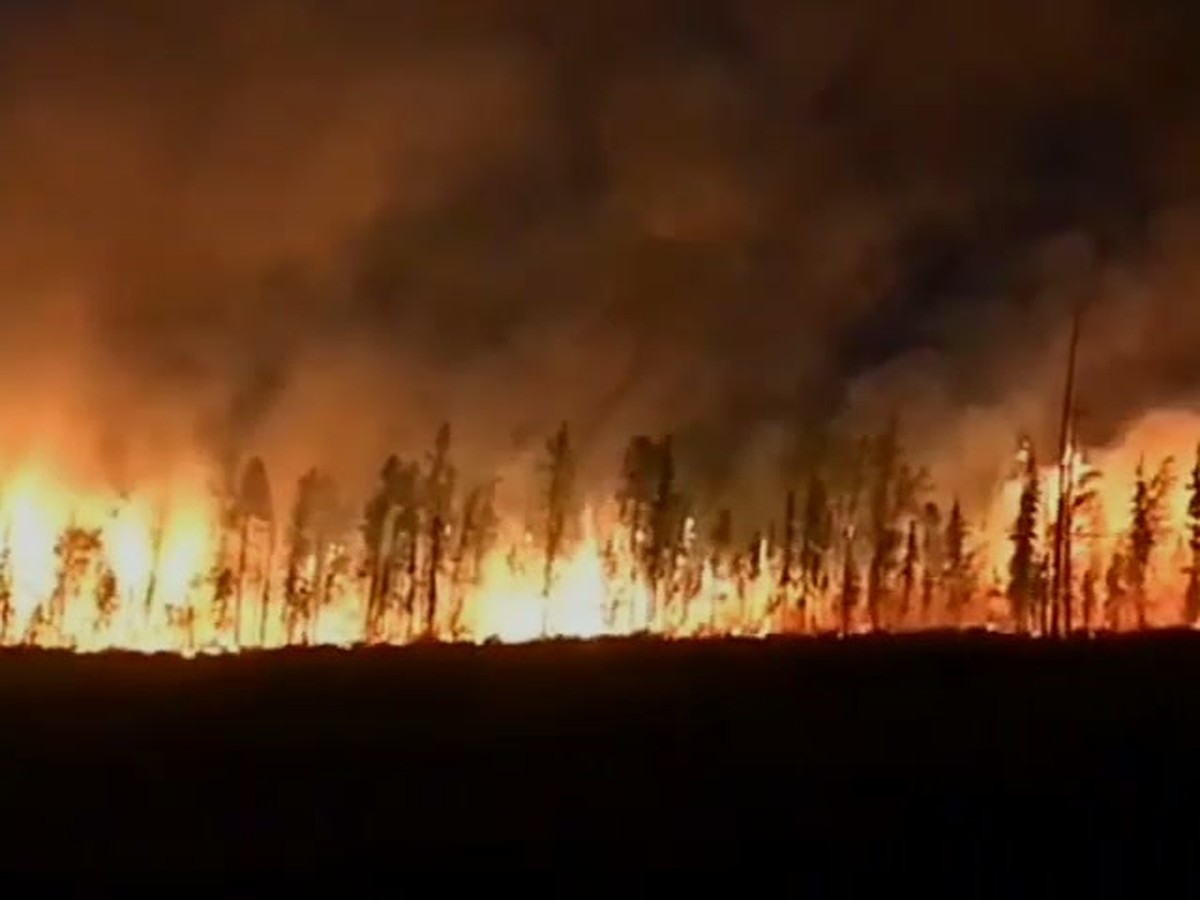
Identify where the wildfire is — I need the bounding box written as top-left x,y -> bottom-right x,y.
0,455 -> 790,655
1,409 -> 1200,655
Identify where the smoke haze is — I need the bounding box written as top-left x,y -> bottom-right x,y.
0,0 -> 1199,516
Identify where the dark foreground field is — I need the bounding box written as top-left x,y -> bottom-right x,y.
1,631 -> 1198,874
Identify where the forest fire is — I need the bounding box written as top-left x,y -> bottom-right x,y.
1,412 -> 1199,655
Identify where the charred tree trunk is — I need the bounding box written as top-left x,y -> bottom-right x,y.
649,436 -> 677,624
450,489 -> 484,638
234,517 -> 249,646
234,457 -> 274,647
309,530 -> 328,645
258,528 -> 276,648
1050,301 -> 1084,637
866,421 -> 900,633
426,515 -> 444,638
780,489 -> 796,591
900,519 -> 918,625
543,423 -> 574,603
405,529 -> 420,640
839,529 -> 857,637
1185,445 -> 1200,626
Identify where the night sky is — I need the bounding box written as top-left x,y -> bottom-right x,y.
0,1 -> 1198,512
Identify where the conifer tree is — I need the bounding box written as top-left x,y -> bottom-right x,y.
900,518 -> 918,624
866,419 -> 901,631
1007,440 -> 1040,633
234,456 -> 274,646
1067,463 -> 1103,633
421,424 -> 456,637
542,423 -> 575,598
1132,455 -> 1174,628
891,462 -> 930,625
363,455 -> 401,571
839,524 -> 858,637
944,498 -> 971,621
424,424 -> 457,522
698,507 -> 732,631
426,513 -> 443,637
744,528 -> 764,584
1186,444 -> 1200,625
362,455 -> 419,637
291,468 -> 340,642
780,489 -> 797,590
284,469 -> 319,640
647,436 -> 685,621
619,436 -> 658,541
920,502 -> 944,622
1129,458 -> 1154,630
455,480 -> 499,581
799,472 -> 832,620
833,437 -> 870,632
1104,549 -> 1126,630
447,480 -> 495,635
676,503 -> 702,602
648,436 -> 676,585
615,434 -> 682,619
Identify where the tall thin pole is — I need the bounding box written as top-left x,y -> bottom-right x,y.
1050,301 -> 1084,637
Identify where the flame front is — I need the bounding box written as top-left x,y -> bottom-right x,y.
6,410 -> 1200,655
0,458 -> 781,653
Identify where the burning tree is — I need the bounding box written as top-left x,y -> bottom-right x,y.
616,434 -> 682,622
541,422 -> 576,598
9,407 -> 1200,654
919,502 -> 944,624
449,479 -> 499,635
1126,456 -> 1174,629
1066,461 -> 1104,632
831,436 -> 870,633
1007,439 -> 1041,633
233,456 -> 275,647
362,455 -> 420,639
773,488 -> 799,629
866,420 -> 902,632
420,424 -> 457,637
1128,460 -> 1153,629
798,472 -> 832,625
944,498 -> 972,622
285,467 -> 341,644
619,436 -> 658,541
648,436 -> 684,606
1185,445 -> 1200,625
899,518 -> 918,626
51,526 -> 103,644
861,420 -> 931,631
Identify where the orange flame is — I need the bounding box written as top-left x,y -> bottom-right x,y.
1,409 -> 1199,654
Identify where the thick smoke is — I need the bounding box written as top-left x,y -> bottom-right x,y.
0,0 -> 1197,518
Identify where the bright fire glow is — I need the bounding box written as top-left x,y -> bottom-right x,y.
1,409 -> 1200,655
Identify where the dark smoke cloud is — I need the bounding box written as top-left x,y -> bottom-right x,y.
0,0 -> 1197,516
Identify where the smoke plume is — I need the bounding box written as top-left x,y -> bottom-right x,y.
0,0 -> 1198,517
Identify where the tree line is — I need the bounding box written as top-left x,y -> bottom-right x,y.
4,418 -> 1199,648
